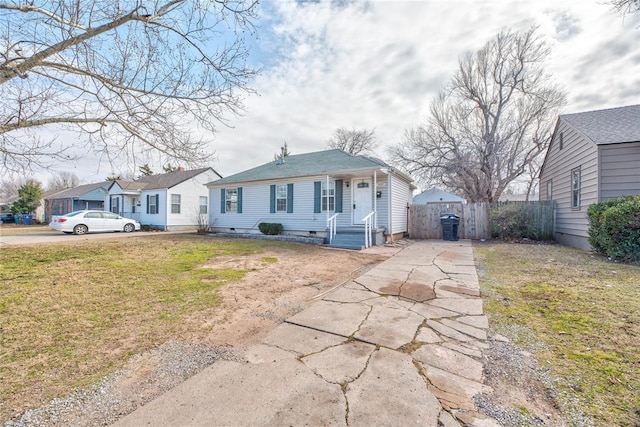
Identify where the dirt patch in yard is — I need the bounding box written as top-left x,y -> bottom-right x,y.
6,244 -> 386,426
190,245 -> 384,347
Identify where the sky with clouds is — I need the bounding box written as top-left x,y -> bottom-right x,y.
37,0 -> 640,186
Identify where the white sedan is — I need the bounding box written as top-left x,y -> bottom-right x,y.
50,210 -> 141,235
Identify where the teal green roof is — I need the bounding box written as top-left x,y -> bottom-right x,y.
208,149 -> 392,186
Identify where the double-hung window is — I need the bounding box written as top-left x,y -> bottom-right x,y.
571,167 -> 581,209
225,188 -> 238,213
171,194 -> 181,214
220,188 -> 242,214
199,196 -> 208,214
322,181 -> 335,212
276,185 -> 287,212
270,183 -> 293,214
149,195 -> 158,214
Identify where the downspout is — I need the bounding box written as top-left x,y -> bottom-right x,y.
326,175 -> 330,225
388,172 -> 393,242
374,170 -> 378,229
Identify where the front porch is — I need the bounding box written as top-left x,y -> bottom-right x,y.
322,168 -> 389,250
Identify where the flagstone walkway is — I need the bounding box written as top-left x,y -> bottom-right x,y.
113,240 -> 499,426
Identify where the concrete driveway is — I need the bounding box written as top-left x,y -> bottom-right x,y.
113,240 -> 499,426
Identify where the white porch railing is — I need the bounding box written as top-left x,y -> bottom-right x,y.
327,213 -> 339,243
362,211 -> 376,248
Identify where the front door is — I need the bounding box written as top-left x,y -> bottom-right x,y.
352,179 -> 372,225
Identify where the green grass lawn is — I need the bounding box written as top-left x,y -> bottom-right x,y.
475,242 -> 640,426
0,235 -> 284,422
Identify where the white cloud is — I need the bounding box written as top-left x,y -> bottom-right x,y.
30,0 -> 640,183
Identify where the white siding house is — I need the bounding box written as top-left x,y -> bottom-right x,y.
106,168 -> 221,231
539,104 -> 640,250
207,150 -> 415,249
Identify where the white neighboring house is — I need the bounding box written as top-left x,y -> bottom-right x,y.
106,167 -> 221,231
206,149 -> 415,249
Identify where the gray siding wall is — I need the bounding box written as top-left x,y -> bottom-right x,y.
539,119 -> 599,250
599,141 -> 640,200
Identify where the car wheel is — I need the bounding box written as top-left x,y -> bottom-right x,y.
123,223 -> 135,233
73,224 -> 88,235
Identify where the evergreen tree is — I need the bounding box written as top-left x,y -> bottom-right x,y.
11,180 -> 43,214
138,164 -> 154,177
273,141 -> 291,161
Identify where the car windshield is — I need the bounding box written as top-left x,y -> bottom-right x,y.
65,211 -> 84,217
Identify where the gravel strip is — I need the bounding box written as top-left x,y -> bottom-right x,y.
476,333 -> 594,427
5,341 -> 242,427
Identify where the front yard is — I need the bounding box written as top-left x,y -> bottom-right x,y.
0,235 -> 383,423
3,235 -> 638,426
475,242 -> 640,426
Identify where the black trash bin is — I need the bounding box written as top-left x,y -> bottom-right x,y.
440,213 -> 460,241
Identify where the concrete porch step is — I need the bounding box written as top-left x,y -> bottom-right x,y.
328,227 -> 377,250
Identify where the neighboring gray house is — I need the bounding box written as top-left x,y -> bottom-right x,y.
539,104 -> 640,250
413,187 -> 467,205
206,149 -> 415,249
107,167 -> 221,231
44,182 -> 110,222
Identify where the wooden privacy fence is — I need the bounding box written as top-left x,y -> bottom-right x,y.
409,202 -> 489,240
408,201 -> 555,240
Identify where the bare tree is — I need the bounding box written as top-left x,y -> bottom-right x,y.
523,156 -> 542,201
389,27 -> 566,202
0,0 -> 259,174
0,177 -> 21,201
605,0 -> 640,15
327,128 -> 377,155
47,171 -> 80,191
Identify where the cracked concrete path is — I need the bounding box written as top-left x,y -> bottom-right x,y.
112,240 -> 499,427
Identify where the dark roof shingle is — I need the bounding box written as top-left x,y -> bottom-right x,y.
109,167 -> 217,192
46,182 -> 110,199
132,167 -> 215,189
561,104 -> 640,145
208,149 -> 391,185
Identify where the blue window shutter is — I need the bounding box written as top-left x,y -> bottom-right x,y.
314,181 -> 321,213
155,194 -> 159,214
287,183 -> 294,213
335,180 -> 343,213
146,194 -> 149,214
270,185 -> 276,213
237,187 -> 243,213
220,188 -> 225,213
